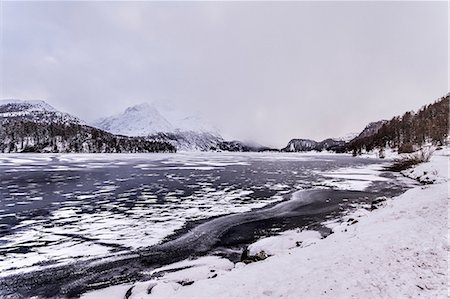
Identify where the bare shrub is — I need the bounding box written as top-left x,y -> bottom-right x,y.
386,147 -> 435,172
398,143 -> 415,154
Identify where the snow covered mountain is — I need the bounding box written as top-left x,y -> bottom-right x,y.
0,99 -> 84,125
93,103 -> 173,136
93,103 -> 219,137
0,99 -> 175,153
92,103 -> 223,151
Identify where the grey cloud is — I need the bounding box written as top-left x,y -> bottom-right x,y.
2,1 -> 447,147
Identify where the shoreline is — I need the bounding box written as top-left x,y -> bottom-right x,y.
120,149 -> 449,299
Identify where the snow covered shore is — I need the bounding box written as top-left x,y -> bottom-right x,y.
83,148 -> 448,299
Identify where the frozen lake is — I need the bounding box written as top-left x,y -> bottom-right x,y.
0,152 -> 409,280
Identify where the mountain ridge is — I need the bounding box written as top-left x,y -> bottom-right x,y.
0,99 -> 84,125
347,94 -> 449,155
2,93 -> 447,154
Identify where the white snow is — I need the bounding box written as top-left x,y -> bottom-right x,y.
146,256 -> 235,282
401,150 -> 448,184
356,147 -> 404,160
80,284 -> 134,299
247,229 -> 322,256
87,148 -> 448,299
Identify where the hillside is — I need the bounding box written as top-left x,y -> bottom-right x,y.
146,131 -> 223,152
279,94 -> 448,155
348,94 -> 449,155
0,120 -> 176,153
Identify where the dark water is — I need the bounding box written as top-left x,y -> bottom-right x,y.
0,152 -> 414,298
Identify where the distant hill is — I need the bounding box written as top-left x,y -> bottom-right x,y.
213,140 -> 278,152
281,138 -> 345,152
0,100 -> 175,153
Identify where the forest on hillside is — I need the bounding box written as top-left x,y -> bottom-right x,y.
347,94 -> 449,155
0,120 -> 176,153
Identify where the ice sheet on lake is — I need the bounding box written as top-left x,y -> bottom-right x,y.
320,163 -> 389,191
0,152 -> 392,276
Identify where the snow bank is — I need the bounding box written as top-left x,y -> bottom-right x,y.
247,229 -> 322,256
82,149 -> 449,299
80,256 -> 234,299
401,148 -> 448,184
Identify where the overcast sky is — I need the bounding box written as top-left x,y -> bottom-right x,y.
1,1 -> 448,147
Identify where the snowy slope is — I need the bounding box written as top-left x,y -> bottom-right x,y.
82,148 -> 449,299
147,131 -> 223,152
0,99 -> 83,125
155,102 -> 220,135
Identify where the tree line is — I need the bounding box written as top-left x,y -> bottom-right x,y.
0,120 -> 176,153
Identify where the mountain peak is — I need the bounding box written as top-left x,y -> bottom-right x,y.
0,99 -> 57,112
92,102 -> 220,137
124,102 -> 155,114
